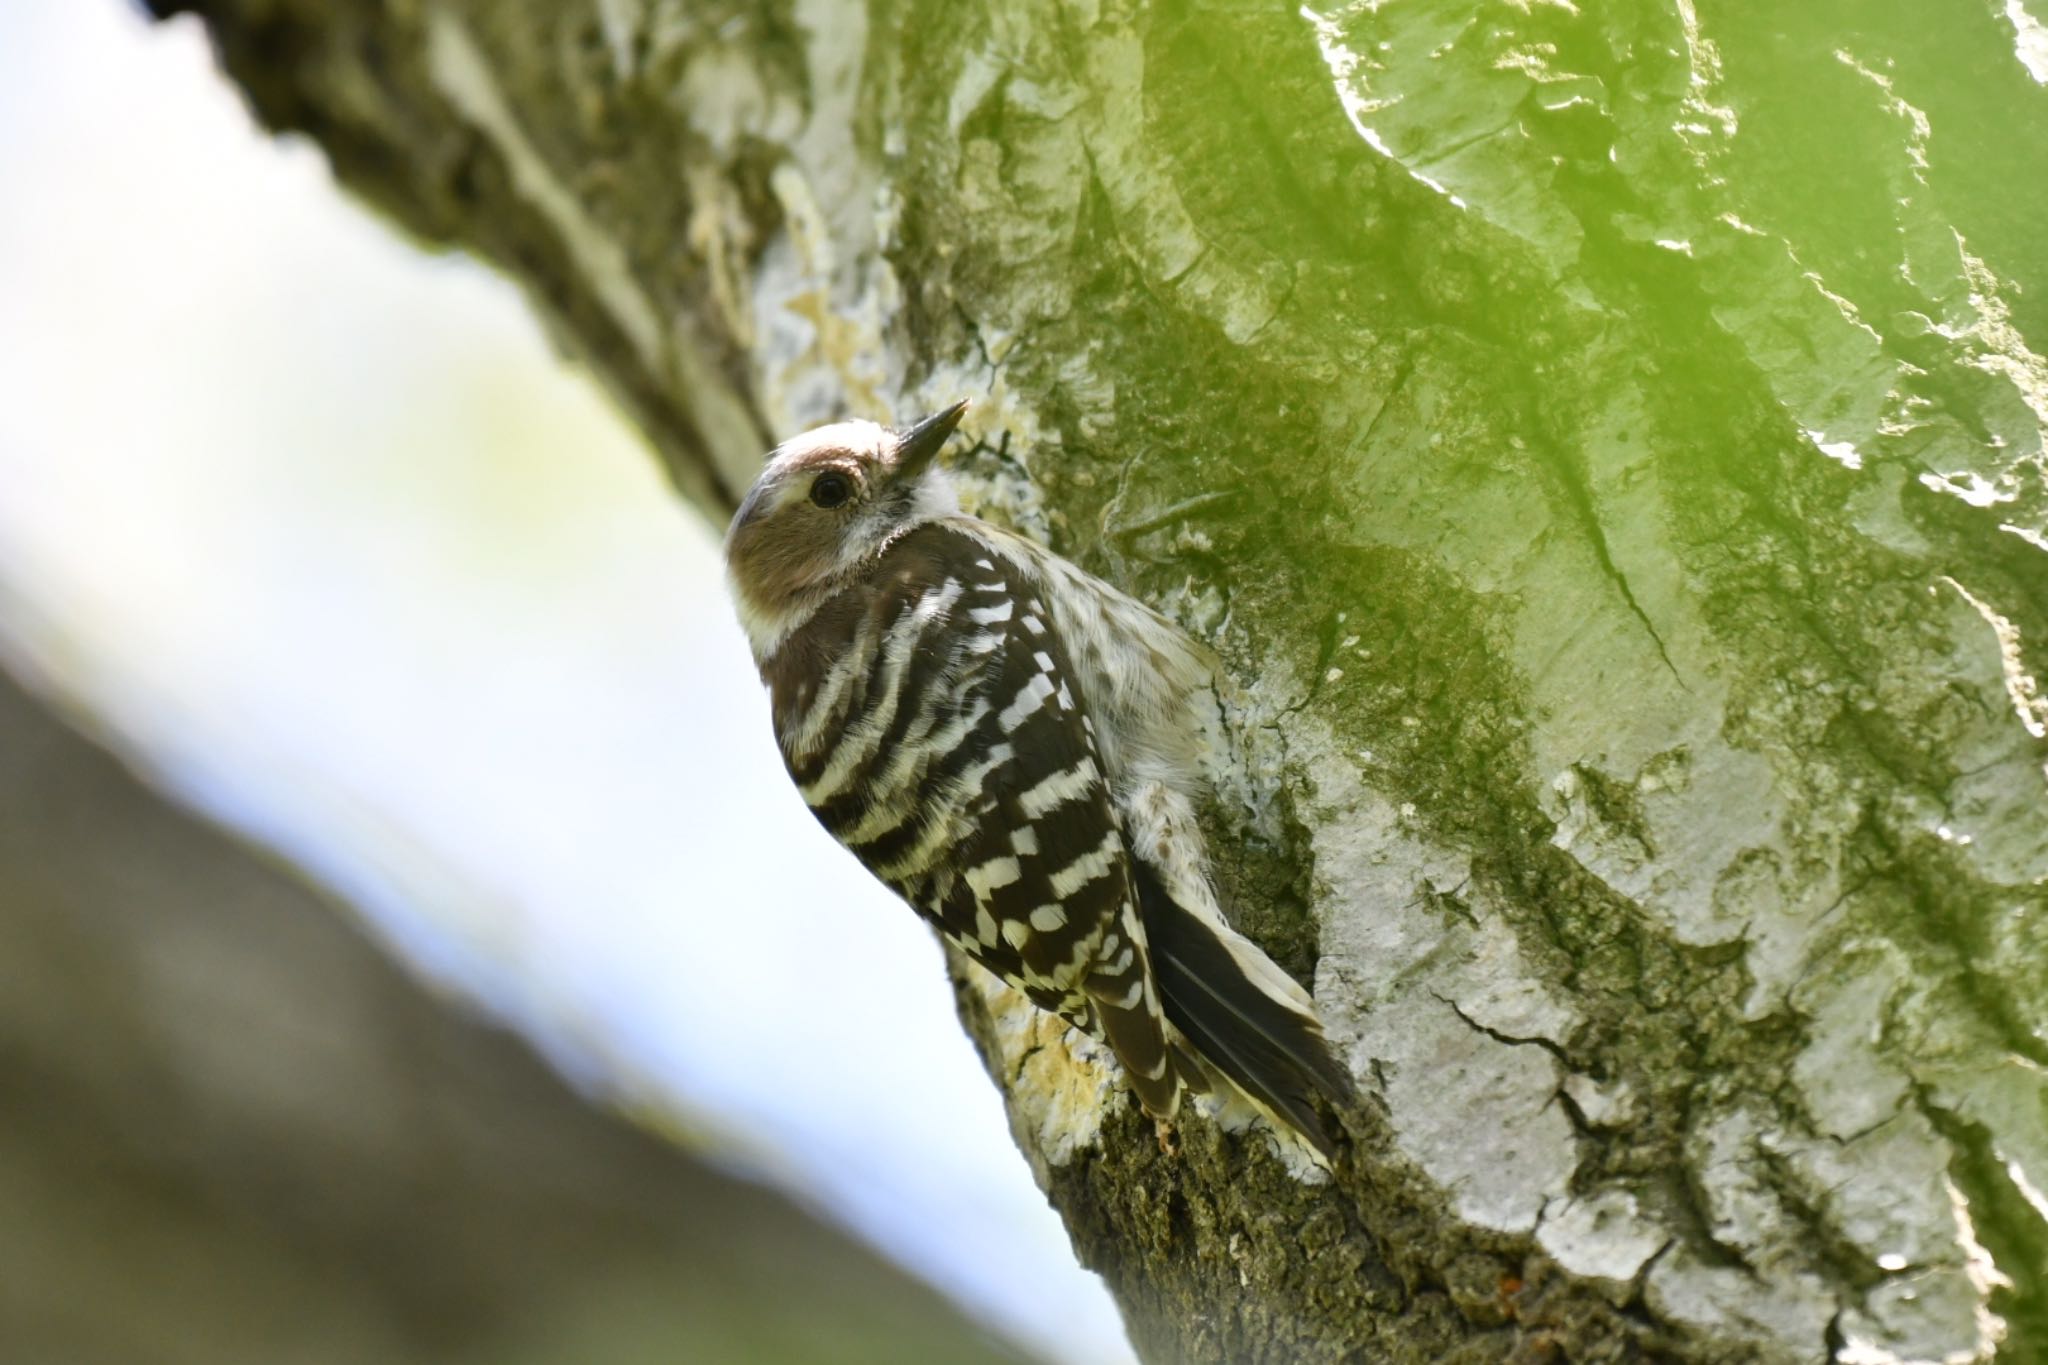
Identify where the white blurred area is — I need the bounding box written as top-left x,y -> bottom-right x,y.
0,7 -> 1131,1364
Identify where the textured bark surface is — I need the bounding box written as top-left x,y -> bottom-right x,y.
167,0 -> 2048,1360
0,661 -> 1028,1364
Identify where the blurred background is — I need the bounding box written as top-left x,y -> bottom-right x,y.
0,5 -> 1131,1362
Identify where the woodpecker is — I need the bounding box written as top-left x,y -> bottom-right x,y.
725,401 -> 1351,1159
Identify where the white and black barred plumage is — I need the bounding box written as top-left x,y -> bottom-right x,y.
726,402 -> 1351,1158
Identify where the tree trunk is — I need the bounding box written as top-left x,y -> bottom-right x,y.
161,0 -> 2048,1359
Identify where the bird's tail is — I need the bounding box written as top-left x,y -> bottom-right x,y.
1133,860 -> 1354,1162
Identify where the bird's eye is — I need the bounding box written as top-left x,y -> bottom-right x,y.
809,472 -> 853,509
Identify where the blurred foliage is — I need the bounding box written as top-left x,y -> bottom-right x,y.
0,666 -> 1031,1365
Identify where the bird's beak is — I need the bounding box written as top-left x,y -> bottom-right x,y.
892,400 -> 969,480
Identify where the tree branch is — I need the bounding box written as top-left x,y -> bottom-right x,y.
164,0 -> 2048,1359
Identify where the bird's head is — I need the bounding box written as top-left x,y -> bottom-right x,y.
725,400 -> 969,657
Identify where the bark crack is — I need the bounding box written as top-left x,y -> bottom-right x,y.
1433,990 -> 1574,1069
1551,448 -> 1689,690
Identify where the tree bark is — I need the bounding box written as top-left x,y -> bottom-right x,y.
162,0 -> 2048,1360
0,659 -> 1030,1364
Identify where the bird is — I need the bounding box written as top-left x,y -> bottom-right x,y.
724,400 -> 1352,1160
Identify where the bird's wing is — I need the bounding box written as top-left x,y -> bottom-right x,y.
910,543 -> 1186,1120
959,522 -> 1350,1158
